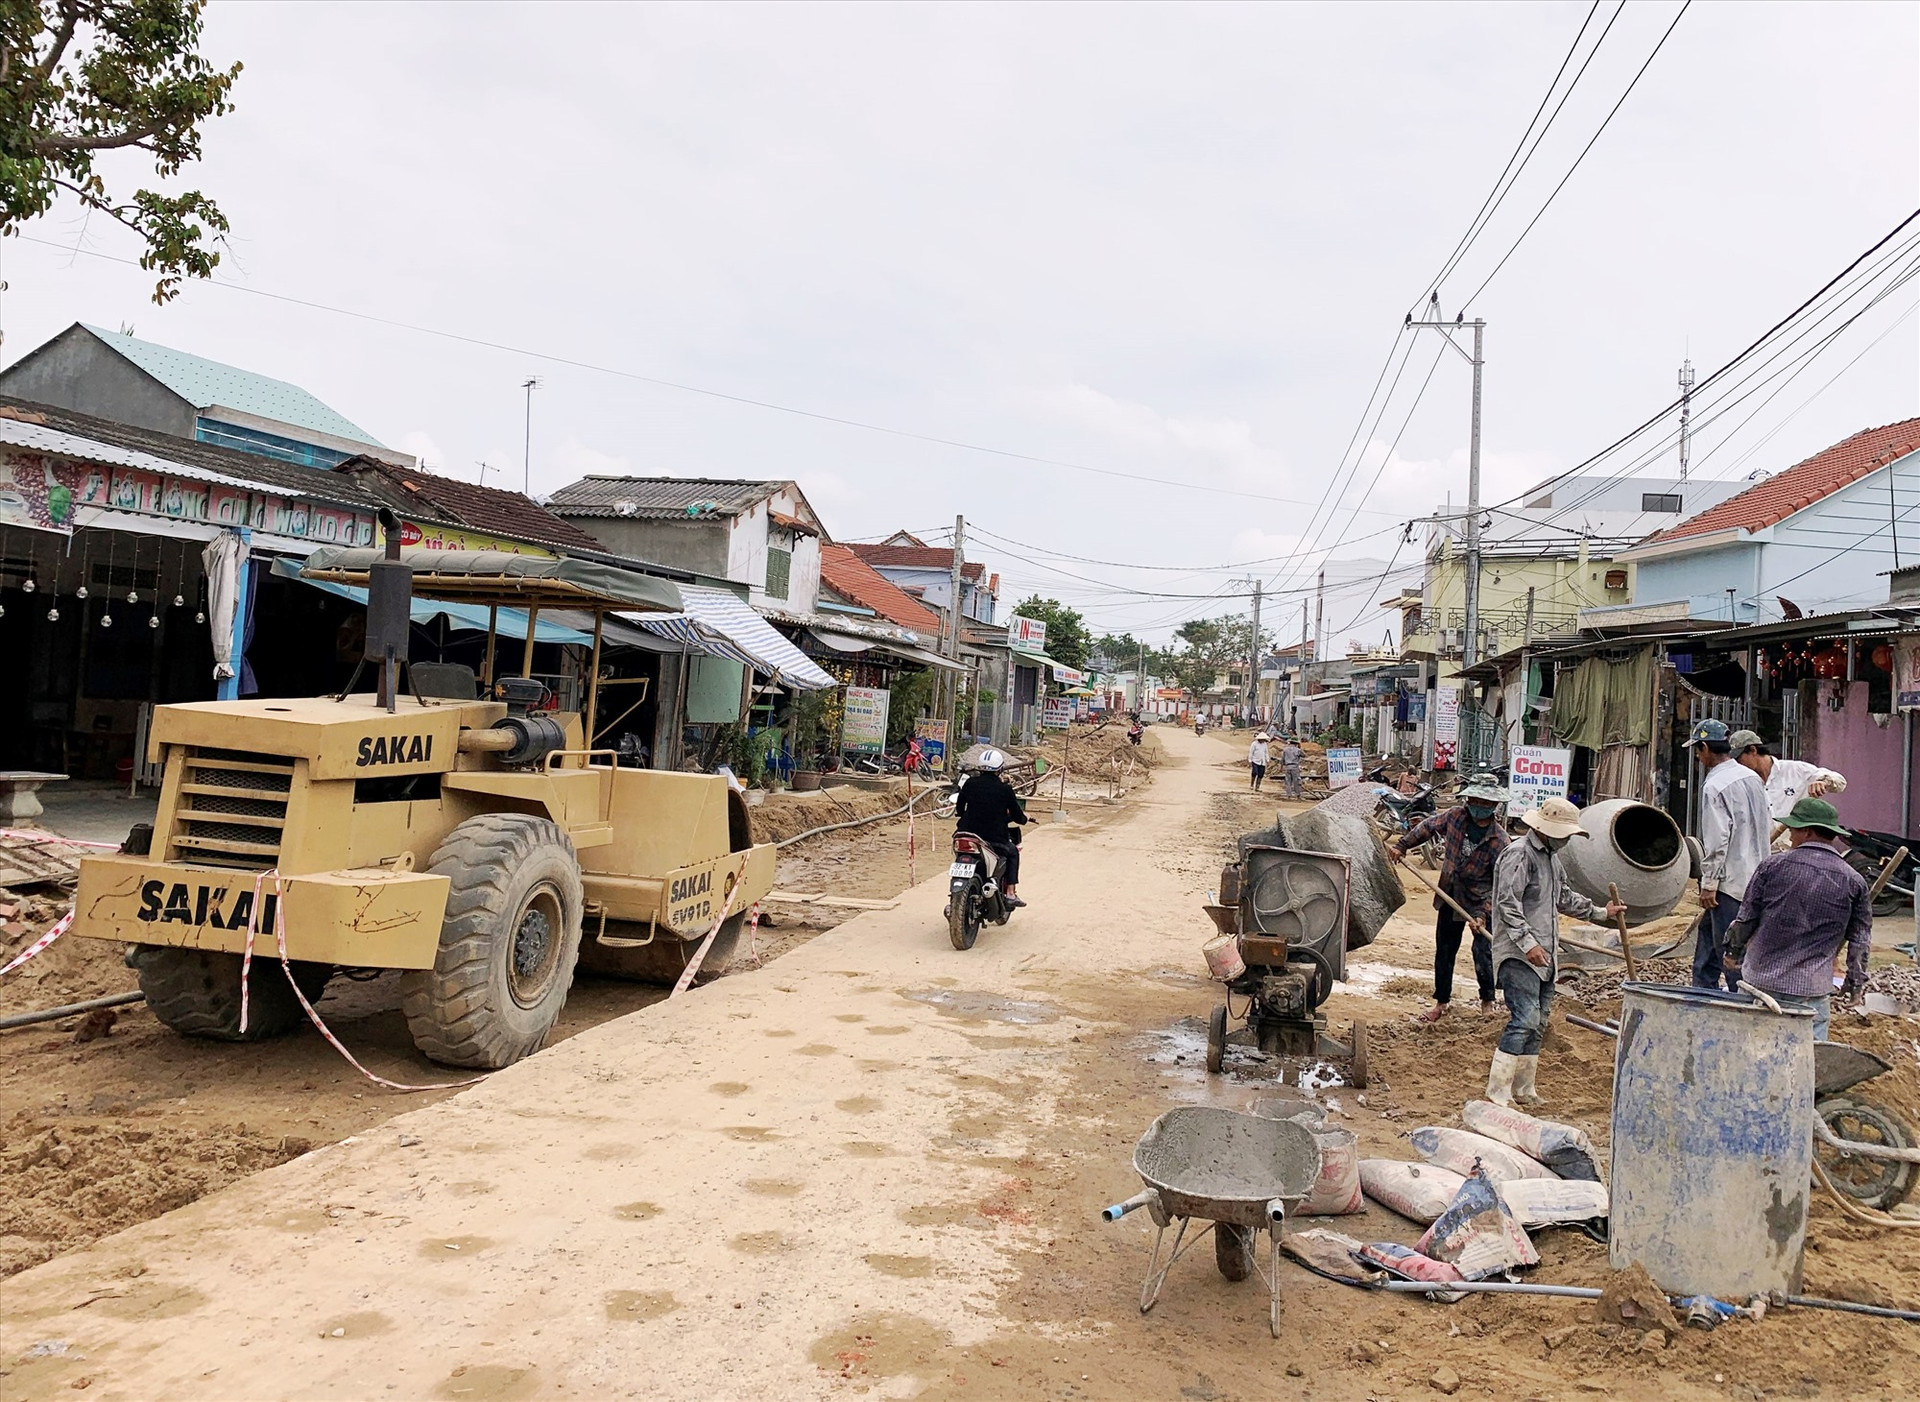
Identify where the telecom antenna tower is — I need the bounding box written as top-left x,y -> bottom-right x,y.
1677,359 -> 1696,483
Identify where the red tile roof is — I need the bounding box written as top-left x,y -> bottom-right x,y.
819,545 -> 943,633
1657,418 -> 1920,543
845,541 -> 987,583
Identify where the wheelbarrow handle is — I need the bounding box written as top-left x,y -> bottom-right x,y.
1103,1189 -> 1160,1222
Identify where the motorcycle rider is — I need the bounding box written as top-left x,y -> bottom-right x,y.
955,748 -> 1029,908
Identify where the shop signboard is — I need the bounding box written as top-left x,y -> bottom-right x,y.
392,519 -> 554,557
1051,663 -> 1086,685
1010,615 -> 1048,651
914,717 -> 949,765
842,686 -> 890,753
1432,686 -> 1461,769
1042,697 -> 1073,729
1326,747 -> 1362,788
1507,745 -> 1572,816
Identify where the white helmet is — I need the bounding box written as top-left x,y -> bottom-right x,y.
975,747 -> 1007,772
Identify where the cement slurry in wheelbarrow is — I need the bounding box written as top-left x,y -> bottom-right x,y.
1133,1107 -> 1322,1225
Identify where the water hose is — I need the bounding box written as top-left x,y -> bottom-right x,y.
774,786 -> 947,848
0,991 -> 145,1031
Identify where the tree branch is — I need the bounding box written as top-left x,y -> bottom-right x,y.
34,120 -> 169,157
34,0 -> 82,86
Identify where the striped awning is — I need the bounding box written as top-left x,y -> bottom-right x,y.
623,585 -> 837,691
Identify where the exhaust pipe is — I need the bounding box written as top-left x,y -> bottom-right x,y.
366,508 -> 412,713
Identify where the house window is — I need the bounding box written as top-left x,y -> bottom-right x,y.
1641,492 -> 1683,513
765,546 -> 791,600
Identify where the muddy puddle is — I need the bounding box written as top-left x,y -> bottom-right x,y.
902,990 -> 1059,1025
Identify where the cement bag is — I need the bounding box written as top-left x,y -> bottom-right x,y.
1461,1100 -> 1603,1183
1409,1126 -> 1557,1185
1298,1128 -> 1363,1215
1355,1241 -> 1465,1288
1417,1166 -> 1540,1280
1497,1177 -> 1610,1228
1358,1159 -> 1466,1224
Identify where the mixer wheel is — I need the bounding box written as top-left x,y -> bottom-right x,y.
1206,1004 -> 1228,1075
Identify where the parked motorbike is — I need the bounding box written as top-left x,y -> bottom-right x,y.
1842,828 -> 1917,916
1372,784 -> 1440,865
947,831 -> 1015,950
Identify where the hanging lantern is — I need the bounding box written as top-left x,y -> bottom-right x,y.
1870,643 -> 1893,672
47,605 -> 59,622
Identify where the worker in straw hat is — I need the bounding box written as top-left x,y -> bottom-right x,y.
1485,796 -> 1625,1107
1389,771 -> 1511,1023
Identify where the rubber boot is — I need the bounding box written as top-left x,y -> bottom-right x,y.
1514,1055 -> 1546,1108
1485,1050 -> 1520,1107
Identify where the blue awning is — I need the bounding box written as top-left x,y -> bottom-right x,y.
274,559 -> 593,643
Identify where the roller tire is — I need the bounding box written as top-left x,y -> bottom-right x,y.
401,814 -> 583,1070
131,946 -> 332,1041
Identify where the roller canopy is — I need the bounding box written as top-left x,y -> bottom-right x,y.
300,547 -> 682,613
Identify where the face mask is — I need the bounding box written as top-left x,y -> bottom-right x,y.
1542,834 -> 1569,853
1466,802 -> 1496,824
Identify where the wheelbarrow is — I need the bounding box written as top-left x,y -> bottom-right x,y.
1813,1039 -> 1916,1212
1103,1107 -> 1321,1338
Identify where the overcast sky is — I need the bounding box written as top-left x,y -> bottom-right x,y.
4,1 -> 1915,649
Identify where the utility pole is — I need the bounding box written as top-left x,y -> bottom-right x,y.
1137,640 -> 1147,712
1314,570 -> 1325,668
944,515 -> 965,768
1677,359 -> 1696,484
521,378 -> 541,495
1248,578 -> 1262,723
1517,585 -> 1536,748
1407,301 -> 1485,669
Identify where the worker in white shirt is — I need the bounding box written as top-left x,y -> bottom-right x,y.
1690,718 -> 1774,992
1247,732 -> 1271,792
1727,729 -> 1847,829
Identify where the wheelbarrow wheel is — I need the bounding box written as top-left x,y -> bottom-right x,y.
1816,1096 -> 1916,1211
1349,1018 -> 1370,1089
1214,1223 -> 1253,1282
1206,1004 -> 1228,1075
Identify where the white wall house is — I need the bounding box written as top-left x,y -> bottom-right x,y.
1608,420 -> 1920,626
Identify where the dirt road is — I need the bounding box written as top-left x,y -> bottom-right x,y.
5,729 -> 1916,1401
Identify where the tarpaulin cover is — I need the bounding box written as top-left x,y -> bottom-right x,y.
300,547 -> 682,613
1549,648 -> 1655,749
274,558 -> 592,643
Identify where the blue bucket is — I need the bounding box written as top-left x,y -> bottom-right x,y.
1608,983 -> 1814,1298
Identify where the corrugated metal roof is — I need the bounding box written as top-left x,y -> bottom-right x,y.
546,476 -> 786,519
80,325 -> 383,447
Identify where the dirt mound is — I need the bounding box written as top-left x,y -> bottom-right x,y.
1026,721 -> 1158,780
749,784 -> 911,845
0,1115 -> 310,1276
3,889 -> 134,1012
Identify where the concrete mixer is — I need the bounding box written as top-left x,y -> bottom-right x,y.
1557,798 -> 1691,924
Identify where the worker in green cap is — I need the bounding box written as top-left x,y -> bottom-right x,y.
1724,797 -> 1872,1040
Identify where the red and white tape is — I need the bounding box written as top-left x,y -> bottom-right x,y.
240,869 -> 485,1093
0,908 -> 74,978
0,828 -> 120,849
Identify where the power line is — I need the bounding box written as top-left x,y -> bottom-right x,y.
1421,0 -> 1615,303
14,232 -> 1347,511
1459,0 -> 1692,307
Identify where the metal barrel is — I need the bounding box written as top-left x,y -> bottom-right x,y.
1609,984 -> 1815,1299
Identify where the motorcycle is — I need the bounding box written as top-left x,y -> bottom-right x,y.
1373,783 -> 1440,865
947,830 -> 1015,950
1842,828 -> 1917,916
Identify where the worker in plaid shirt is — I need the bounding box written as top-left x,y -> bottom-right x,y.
1389,773 -> 1511,1024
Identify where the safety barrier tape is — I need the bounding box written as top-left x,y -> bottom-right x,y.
669,876 -> 745,999
0,908 -> 74,978
241,869 -> 485,1093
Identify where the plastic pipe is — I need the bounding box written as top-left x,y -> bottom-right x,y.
0,991 -> 145,1032
1782,1294 -> 1920,1323
1378,1281 -> 1603,1299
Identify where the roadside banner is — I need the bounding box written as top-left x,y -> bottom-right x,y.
1010,615 -> 1048,650
1042,697 -> 1072,729
914,717 -> 949,765
1507,745 -> 1572,816
842,686 -> 890,753
1326,747 -> 1363,788
1897,636 -> 1920,712
1432,686 -> 1460,770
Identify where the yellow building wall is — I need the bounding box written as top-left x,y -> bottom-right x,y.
1401,542 -> 1633,683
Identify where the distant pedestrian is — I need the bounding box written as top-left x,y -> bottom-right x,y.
1280,736 -> 1304,799
1485,798 -> 1624,1107
1389,773 -> 1510,1023
1248,733 -> 1270,791
1728,729 -> 1847,831
1690,718 -> 1773,992
1725,798 -> 1871,1040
